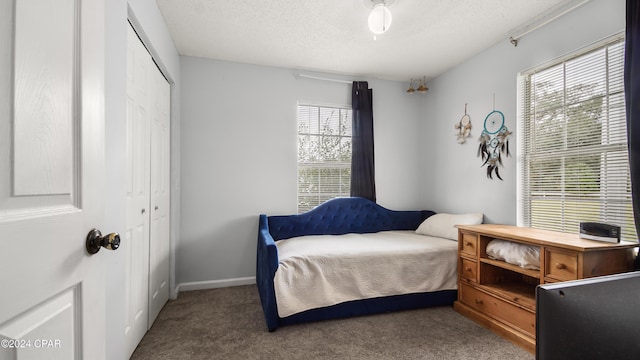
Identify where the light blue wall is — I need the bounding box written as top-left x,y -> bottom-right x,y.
420,0 -> 624,225
131,0 -> 625,300
178,57 -> 424,285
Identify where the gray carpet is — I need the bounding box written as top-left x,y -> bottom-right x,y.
130,285 -> 535,360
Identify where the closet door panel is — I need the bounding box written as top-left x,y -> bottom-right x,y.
148,65 -> 170,327
124,23 -> 151,359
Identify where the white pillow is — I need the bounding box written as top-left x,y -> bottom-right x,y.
415,213 -> 483,240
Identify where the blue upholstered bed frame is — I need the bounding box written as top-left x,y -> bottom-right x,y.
256,197 -> 458,331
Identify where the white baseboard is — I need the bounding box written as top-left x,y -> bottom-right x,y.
176,276 -> 256,293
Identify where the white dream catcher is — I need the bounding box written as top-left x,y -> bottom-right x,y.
477,96 -> 511,180
454,103 -> 471,144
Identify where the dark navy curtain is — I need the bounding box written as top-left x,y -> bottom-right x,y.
351,81 -> 376,202
625,0 -> 640,269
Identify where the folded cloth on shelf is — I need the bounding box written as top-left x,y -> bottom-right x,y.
486,238 -> 540,270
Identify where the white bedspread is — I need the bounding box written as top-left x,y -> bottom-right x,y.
273,230 -> 458,317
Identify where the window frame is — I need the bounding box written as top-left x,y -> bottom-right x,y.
296,102 -> 353,213
516,33 -> 637,242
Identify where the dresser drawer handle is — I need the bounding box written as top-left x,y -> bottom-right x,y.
556,263 -> 566,270
475,298 -> 483,305
465,266 -> 472,272
465,241 -> 473,247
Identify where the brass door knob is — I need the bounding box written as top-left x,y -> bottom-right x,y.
86,229 -> 121,254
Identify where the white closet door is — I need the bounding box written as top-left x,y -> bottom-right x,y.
124,23 -> 151,359
124,22 -> 171,355
148,53 -> 171,328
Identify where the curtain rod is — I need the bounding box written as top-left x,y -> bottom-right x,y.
296,73 -> 353,84
508,0 -> 589,46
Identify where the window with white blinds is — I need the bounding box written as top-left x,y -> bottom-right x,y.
297,104 -> 352,213
519,35 -> 637,242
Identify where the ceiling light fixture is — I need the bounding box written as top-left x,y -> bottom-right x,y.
368,0 -> 392,35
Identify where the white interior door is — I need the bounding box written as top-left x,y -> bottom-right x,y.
124,23 -> 151,358
148,55 -> 171,327
0,0 -> 107,359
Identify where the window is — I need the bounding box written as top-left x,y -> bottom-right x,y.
519,35 -> 637,242
297,104 -> 352,213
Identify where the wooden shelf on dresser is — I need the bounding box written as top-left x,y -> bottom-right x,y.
453,224 -> 637,354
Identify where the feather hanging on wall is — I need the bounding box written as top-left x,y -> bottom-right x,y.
477,96 -> 511,180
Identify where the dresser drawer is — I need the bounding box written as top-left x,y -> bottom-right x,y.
460,232 -> 477,258
546,249 -> 578,281
459,283 -> 536,337
460,258 -> 477,282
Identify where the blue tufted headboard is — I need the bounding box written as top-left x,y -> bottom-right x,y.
267,197 -> 435,241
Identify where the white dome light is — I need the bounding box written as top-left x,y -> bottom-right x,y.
368,3 -> 392,34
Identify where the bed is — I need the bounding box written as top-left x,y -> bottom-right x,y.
256,197 -> 482,331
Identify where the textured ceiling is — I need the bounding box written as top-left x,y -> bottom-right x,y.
156,0 -> 585,81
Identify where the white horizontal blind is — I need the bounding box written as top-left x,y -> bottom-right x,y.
297,104 -> 352,213
520,37 -> 637,242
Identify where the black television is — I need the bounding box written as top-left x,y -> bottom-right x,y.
536,271 -> 640,360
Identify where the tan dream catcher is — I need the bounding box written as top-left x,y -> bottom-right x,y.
455,103 -> 471,144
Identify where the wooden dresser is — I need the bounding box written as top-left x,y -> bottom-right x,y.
453,224 -> 637,353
